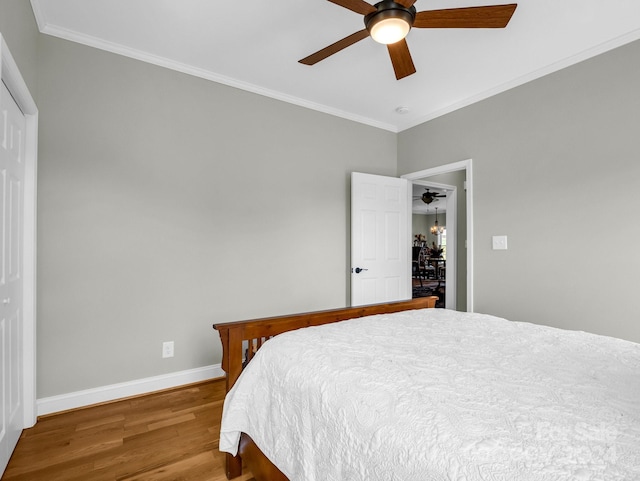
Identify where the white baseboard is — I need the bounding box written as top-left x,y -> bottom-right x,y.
36,364 -> 225,417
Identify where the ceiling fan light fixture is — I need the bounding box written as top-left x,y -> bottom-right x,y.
369,16 -> 411,44
365,2 -> 415,45
301,1 -> 517,79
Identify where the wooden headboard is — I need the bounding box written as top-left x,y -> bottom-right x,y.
213,297 -> 438,479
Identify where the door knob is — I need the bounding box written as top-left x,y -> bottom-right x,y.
353,267 -> 368,274
2,298 -> 10,305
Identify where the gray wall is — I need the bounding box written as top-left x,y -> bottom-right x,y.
399,39 -> 640,343
412,213 -> 437,246
35,36 -> 397,397
0,0 -> 38,94
4,1 -> 640,401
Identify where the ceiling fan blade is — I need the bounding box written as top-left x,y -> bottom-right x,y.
394,0 -> 418,7
387,39 -> 416,80
414,4 -> 517,29
299,29 -> 370,65
327,0 -> 376,15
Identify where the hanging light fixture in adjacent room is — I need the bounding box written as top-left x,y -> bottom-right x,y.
430,207 -> 444,235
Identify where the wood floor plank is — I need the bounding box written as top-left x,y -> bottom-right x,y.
2,379 -> 252,481
147,412 -> 196,431
118,451 -> 216,481
76,414 -> 126,432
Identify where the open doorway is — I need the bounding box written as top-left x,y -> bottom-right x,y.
411,181 -> 455,309
402,159 -> 473,312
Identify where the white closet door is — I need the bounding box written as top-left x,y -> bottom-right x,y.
0,81 -> 26,476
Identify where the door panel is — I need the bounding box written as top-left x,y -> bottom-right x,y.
351,172 -> 409,306
0,81 -> 25,476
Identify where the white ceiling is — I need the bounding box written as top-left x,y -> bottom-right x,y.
30,0 -> 640,132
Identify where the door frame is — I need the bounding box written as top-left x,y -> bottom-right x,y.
401,159 -> 474,312
1,34 -> 38,428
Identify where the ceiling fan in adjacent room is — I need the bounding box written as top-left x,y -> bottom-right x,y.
414,188 -> 446,204
299,0 -> 518,80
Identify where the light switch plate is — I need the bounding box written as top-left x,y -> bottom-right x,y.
492,235 -> 508,250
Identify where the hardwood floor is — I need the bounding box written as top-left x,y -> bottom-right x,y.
2,379 -> 254,481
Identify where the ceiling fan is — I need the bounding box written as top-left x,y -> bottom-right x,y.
414,188 -> 446,204
299,0 -> 518,80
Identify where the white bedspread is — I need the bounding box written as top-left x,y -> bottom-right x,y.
219,308 -> 640,481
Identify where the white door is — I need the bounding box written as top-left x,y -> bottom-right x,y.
0,81 -> 26,475
351,172 -> 410,306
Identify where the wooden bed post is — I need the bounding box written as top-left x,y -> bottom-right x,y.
219,326 -> 245,478
225,453 -> 243,480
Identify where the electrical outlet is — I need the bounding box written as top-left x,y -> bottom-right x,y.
492,235 -> 508,250
162,341 -> 174,358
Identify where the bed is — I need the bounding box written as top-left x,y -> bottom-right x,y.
214,298 -> 640,481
